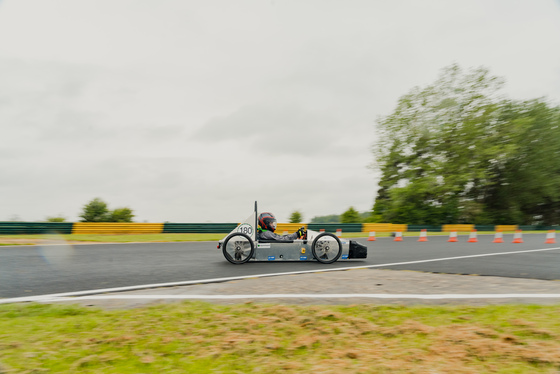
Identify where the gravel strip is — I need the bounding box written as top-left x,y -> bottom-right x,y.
39,268 -> 560,309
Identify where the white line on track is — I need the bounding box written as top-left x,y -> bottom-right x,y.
33,294 -> 560,303
1,246 -> 560,305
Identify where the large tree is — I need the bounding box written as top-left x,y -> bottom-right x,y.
486,100 -> 560,224
371,64 -> 560,225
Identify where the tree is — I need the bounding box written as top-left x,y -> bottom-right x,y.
79,198 -> 136,223
340,207 -> 362,223
109,207 -> 135,223
289,210 -> 303,223
79,198 -> 110,222
309,214 -> 340,224
371,64 -> 560,224
372,64 -> 509,224
484,100 -> 560,224
45,216 -> 66,222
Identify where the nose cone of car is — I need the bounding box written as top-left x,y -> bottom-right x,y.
349,240 -> 367,259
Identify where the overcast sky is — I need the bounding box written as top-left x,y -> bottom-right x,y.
1,1 -> 560,223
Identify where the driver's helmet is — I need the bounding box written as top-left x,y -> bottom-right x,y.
258,212 -> 277,232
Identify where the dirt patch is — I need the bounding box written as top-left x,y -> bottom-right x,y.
0,238 -> 42,245
0,238 -> 110,245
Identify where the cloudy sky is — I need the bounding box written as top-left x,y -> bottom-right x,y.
1,1 -> 559,223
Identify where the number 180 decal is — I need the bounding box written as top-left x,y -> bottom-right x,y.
237,223 -> 253,236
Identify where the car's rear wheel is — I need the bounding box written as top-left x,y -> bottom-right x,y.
223,233 -> 254,264
311,233 -> 342,264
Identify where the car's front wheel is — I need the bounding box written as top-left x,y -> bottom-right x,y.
311,232 -> 342,264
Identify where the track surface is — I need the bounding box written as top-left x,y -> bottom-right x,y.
1,234 -> 559,298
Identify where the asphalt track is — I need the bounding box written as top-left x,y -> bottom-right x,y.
1,234 -> 559,299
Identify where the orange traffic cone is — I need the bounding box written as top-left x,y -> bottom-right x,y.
320,229 -> 325,232
493,231 -> 504,243
545,230 -> 556,244
336,229 -> 342,238
512,230 -> 524,243
394,232 -> 403,242
418,229 -> 428,242
367,231 -> 376,241
448,231 -> 458,242
467,230 -> 478,243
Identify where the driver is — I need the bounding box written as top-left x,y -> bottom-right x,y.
257,212 -> 306,241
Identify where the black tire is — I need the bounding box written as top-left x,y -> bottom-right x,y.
311,232 -> 342,264
222,233 -> 254,264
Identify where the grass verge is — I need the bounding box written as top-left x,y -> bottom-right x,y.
1,302 -> 560,373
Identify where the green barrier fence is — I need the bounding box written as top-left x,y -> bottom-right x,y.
307,223 -> 363,233
474,225 -> 496,231
0,222 -> 74,235
1,222 -> 559,235
162,223 -> 238,233
518,225 -> 560,231
406,225 -> 442,232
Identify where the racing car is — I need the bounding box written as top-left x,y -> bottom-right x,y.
217,202 -> 368,264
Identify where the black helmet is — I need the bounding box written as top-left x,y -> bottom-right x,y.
258,212 -> 277,232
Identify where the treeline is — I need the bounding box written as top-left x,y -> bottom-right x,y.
27,198 -> 135,223
307,207 -> 370,224
370,64 -> 560,225
79,198 -> 134,222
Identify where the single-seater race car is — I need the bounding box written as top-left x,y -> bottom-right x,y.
217,202 -> 368,264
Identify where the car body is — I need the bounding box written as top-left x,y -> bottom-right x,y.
217,202 -> 367,264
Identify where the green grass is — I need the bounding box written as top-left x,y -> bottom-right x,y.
1,302 -> 560,373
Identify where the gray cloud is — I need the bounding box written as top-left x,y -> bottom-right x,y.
195,103 -> 347,156
0,1 -> 559,223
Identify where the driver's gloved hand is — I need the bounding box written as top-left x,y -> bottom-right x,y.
296,227 -> 307,239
